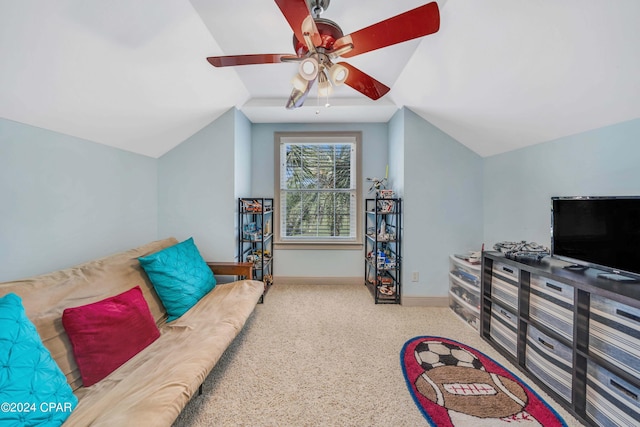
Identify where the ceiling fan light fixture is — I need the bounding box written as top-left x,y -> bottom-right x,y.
329,63 -> 349,86
328,43 -> 354,59
291,73 -> 309,91
318,84 -> 332,97
317,71 -> 333,97
299,57 -> 319,80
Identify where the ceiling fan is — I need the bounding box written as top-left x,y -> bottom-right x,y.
206,0 -> 440,109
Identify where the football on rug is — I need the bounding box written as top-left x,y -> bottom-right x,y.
401,336 -> 567,427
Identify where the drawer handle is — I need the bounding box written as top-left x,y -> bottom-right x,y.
617,309 -> 640,324
545,282 -> 562,292
500,309 -> 512,320
611,379 -> 638,401
502,266 -> 514,274
538,337 -> 555,350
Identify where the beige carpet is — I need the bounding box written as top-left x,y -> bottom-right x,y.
173,282 -> 584,426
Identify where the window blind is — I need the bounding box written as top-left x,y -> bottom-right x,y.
279,139 -> 357,241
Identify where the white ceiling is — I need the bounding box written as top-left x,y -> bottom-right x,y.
1,0 -> 639,158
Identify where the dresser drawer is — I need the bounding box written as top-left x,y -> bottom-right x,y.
492,261 -> 519,281
529,275 -> 574,341
586,359 -> 640,427
589,295 -> 640,378
489,302 -> 518,358
490,262 -> 519,311
526,325 -> 573,403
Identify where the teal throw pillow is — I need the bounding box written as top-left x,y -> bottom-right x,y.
0,293 -> 78,426
138,237 -> 216,322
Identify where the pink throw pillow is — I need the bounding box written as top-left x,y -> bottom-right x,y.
62,286 -> 160,387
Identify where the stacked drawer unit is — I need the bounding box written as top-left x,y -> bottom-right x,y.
587,295 -> 640,426
589,295 -> 640,379
448,255 -> 481,331
486,260 -> 520,358
525,325 -> 573,403
586,359 -> 640,427
481,251 -> 640,426
489,302 -> 518,358
490,261 -> 519,311
529,274 -> 575,341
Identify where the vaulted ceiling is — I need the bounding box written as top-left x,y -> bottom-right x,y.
1,1 -> 638,158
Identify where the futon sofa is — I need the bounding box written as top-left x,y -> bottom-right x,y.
0,237 -> 264,426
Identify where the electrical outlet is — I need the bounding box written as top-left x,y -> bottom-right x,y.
411,271 -> 419,282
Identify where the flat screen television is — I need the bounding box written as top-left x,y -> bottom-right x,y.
551,196 -> 640,279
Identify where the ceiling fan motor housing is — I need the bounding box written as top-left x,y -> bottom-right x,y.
293,18 -> 343,56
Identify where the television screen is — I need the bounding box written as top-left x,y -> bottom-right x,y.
551,197 -> 640,277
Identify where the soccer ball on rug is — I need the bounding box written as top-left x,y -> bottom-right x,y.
414,340 -> 484,371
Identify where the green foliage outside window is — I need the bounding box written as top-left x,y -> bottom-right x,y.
283,143 -> 354,239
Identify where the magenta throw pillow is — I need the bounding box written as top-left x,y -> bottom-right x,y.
62,286 -> 160,387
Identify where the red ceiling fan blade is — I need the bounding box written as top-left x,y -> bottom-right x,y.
274,0 -> 321,48
207,54 -> 296,67
334,2 -> 440,58
339,63 -> 390,100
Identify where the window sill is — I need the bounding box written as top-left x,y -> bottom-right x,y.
274,241 -> 363,250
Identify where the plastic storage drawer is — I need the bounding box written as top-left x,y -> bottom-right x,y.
525,325 -> 573,403
491,261 -> 519,311
586,359 -> 640,427
449,290 -> 479,331
449,257 -> 480,288
589,294 -> 640,378
489,302 -> 518,358
449,273 -> 480,310
529,274 -> 574,341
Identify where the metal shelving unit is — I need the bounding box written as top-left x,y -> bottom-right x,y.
364,197 -> 402,304
238,198 -> 274,300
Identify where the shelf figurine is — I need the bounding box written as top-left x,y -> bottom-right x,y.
366,164 -> 390,196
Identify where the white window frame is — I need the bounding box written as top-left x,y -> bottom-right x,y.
274,131 -> 362,250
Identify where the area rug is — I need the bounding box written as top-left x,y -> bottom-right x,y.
401,336 -> 567,427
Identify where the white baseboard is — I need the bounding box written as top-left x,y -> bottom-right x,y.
401,296 -> 449,307
275,276 -> 363,286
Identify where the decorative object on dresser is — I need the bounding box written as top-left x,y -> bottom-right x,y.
493,241 -> 550,262
238,198 -> 274,301
481,252 -> 640,427
401,336 -> 567,427
364,196 -> 402,303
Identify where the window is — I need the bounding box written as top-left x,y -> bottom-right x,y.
274,132 -> 362,249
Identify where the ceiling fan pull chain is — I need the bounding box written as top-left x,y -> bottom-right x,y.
315,85 -> 321,115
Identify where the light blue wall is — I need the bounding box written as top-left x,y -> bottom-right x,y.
483,118 -> 640,250
402,109 -> 484,297
4,107 -> 636,297
0,118 -> 157,282
157,108 -> 247,263
233,110 -> 252,251
234,110 -> 252,201
388,108 -> 405,195
251,122 -> 389,277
